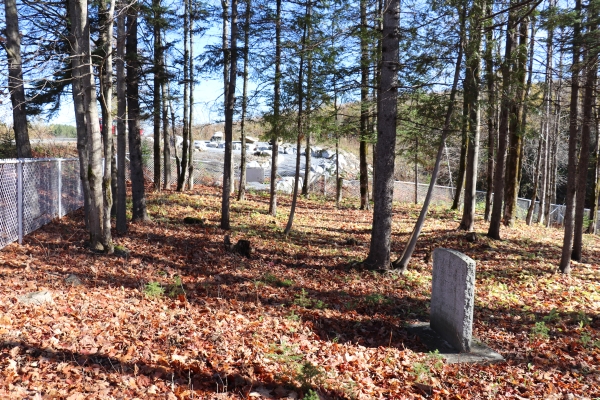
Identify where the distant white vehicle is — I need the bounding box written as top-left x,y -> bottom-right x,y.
194,140 -> 207,150
210,131 -> 224,142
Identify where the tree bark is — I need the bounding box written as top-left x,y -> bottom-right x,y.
3,0 -> 32,158
162,50 -> 171,189
588,108 -> 599,235
116,3 -> 127,233
363,0 -> 400,270
392,5 -> 465,271
483,1 -> 495,222
559,0 -> 582,274
187,9 -> 195,191
302,1 -> 313,197
451,99 -> 469,210
153,0 -> 162,191
459,0 -> 484,232
68,0 -> 105,250
71,49 -> 91,230
359,0 -> 370,210
268,0 -> 282,216
572,20 -> 597,261
126,4 -> 149,222
99,0 -> 115,253
537,7 -> 555,225
221,0 -> 238,230
545,52 -> 563,226
487,5 -> 517,240
177,0 -> 190,191
283,0 -> 309,236
503,17 -> 530,226
237,0 -> 251,201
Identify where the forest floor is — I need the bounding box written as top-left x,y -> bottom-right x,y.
1,184 -> 599,399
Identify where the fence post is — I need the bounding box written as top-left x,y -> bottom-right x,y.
57,159 -> 63,218
17,161 -> 23,244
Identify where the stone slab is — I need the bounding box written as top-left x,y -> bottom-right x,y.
407,322 -> 504,364
246,167 -> 264,183
430,248 -> 475,352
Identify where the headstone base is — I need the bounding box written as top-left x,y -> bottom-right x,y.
407,322 -> 504,364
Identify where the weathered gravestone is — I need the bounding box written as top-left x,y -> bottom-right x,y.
408,248 -> 504,364
246,167 -> 265,184
430,248 -> 475,352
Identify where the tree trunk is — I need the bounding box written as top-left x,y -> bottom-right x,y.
414,136 -> 418,204
283,0 -> 309,236
545,52 -> 563,226
167,73 -> 180,186
559,0 -> 582,274
99,0 -> 115,253
221,0 -> 238,230
72,58 -> 91,230
162,51 -> 171,189
524,19 -> 541,226
503,17 -> 530,226
538,12 -> 554,225
359,0 -> 370,210
116,4 -> 127,233
483,1 -> 495,222
177,0 -> 190,191
222,0 -> 230,106
68,0 -> 105,250
302,2 -> 313,197
588,109 -> 599,235
126,4 -> 149,222
526,133 -> 543,225
392,5 -> 465,271
363,0 -> 400,270
268,0 -> 282,216
153,0 -> 162,191
187,10 -> 195,191
451,99 -> 469,210
237,0 -> 251,201
3,0 -> 32,158
487,5 -> 517,240
459,0 -> 483,232
572,20 -> 597,261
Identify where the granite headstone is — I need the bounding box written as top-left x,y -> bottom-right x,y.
430,248 -> 475,353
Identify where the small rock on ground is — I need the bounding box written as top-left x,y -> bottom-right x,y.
17,290 -> 53,305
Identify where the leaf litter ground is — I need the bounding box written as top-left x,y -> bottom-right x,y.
1,185 -> 599,399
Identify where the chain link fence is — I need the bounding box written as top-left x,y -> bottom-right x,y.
2,154 -> 596,251
0,158 -> 83,250
140,155 -> 599,233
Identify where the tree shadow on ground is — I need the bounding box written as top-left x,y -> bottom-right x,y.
0,339 -> 337,399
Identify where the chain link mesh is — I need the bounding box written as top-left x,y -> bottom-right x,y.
0,158 -> 83,250
0,162 -> 18,248
22,160 -> 59,236
2,154 -> 599,252
61,160 -> 84,216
